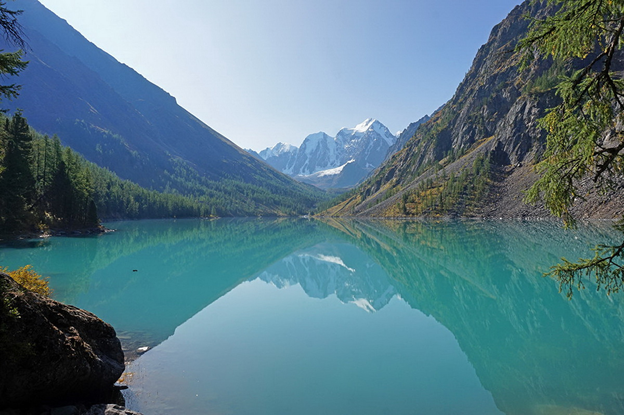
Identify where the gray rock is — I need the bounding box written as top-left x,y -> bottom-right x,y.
84,405 -> 142,415
0,273 -> 125,408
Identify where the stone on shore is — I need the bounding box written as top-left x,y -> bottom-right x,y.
84,404 -> 142,415
0,273 -> 125,408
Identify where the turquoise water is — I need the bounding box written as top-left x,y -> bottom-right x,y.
1,218 -> 624,415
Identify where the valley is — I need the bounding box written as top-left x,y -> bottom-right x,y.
1,1 -> 624,414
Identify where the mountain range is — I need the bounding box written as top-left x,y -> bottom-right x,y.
250,118 -> 404,190
4,0 -> 622,219
1,0 -> 325,216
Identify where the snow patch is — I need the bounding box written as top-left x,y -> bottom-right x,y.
298,253 -> 355,272
351,298 -> 376,313
316,159 -> 355,177
353,118 -> 376,133
316,254 -> 356,272
259,142 -> 298,159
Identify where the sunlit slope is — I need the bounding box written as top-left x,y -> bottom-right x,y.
325,0 -> 623,218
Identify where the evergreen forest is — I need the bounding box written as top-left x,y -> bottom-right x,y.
0,112 -> 281,234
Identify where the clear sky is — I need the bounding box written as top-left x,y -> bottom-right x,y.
37,0 -> 521,151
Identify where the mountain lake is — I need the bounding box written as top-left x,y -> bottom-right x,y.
1,218 -> 623,415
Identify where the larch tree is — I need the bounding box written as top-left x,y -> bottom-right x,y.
517,0 -> 624,297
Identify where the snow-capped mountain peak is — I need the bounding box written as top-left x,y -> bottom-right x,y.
252,119 -> 398,189
354,118 -> 377,133
259,142 -> 298,159
336,119 -> 396,148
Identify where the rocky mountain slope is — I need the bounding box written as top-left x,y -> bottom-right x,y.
325,0 -> 624,219
253,119 -> 397,190
385,113 -> 431,160
2,0 -> 325,216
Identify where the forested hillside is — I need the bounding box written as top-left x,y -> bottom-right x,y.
0,112 -> 221,233
0,0 -> 326,219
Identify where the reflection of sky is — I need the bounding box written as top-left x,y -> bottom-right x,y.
125,279 -> 503,415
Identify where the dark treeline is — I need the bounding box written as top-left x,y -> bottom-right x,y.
0,112 -> 214,233
89,165 -> 209,221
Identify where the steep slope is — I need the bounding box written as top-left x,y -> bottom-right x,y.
385,113 -> 431,160
3,0 -> 325,216
326,0 -> 624,218
255,119 -> 397,190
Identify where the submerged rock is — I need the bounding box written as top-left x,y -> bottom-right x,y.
0,273 -> 125,408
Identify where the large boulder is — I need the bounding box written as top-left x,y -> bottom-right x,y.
0,273 -> 125,408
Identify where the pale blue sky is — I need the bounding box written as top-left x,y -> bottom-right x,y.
37,0 -> 521,151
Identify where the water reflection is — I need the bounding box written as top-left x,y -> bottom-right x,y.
0,219 -> 329,348
127,279 -> 502,415
241,219 -> 624,415
330,219 -> 624,415
2,218 -> 623,414
257,242 -> 396,312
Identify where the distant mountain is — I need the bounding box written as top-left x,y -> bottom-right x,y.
258,142 -> 299,172
254,119 -> 397,190
325,0 -> 624,218
2,0 -> 325,216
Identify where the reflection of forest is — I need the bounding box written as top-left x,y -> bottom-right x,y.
325,219 -> 624,415
82,219 -> 333,346
0,219 -> 327,347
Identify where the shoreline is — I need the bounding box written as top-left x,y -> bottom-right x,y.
0,226 -> 113,244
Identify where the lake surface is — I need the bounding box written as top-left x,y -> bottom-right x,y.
1,218 -> 624,415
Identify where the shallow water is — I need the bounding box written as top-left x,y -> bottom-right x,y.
1,218 -> 623,415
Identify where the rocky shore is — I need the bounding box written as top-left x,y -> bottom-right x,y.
0,273 -> 142,415
0,226 -> 113,244
0,404 -> 142,415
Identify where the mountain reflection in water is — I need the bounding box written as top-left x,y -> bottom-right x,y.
1,218 -> 623,415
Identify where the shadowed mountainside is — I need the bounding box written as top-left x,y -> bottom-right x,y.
2,0 -> 326,216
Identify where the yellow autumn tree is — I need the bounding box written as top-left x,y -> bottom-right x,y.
2,265 -> 52,297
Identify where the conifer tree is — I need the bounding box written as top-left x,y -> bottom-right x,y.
518,0 -> 624,297
0,111 -> 34,230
